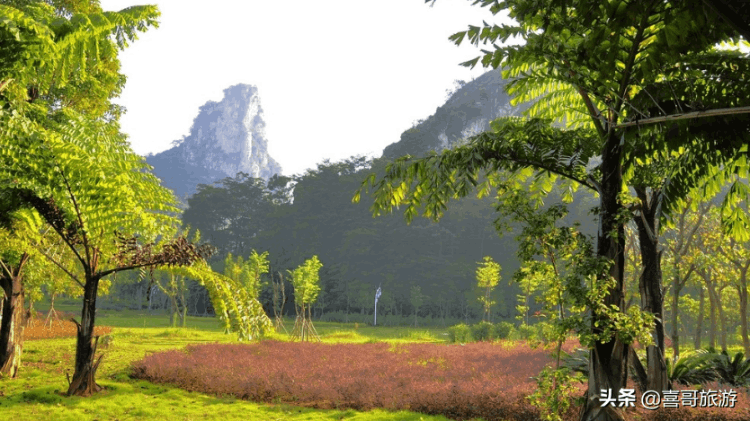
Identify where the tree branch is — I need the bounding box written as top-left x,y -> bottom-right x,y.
614,106 -> 750,129
614,3 -> 654,120
98,261 -> 172,279
58,168 -> 92,270
679,263 -> 696,289
496,154 -> 598,192
0,258 -> 13,281
36,247 -> 84,289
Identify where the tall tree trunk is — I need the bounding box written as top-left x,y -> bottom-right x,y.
671,280 -> 680,358
708,285 -> 716,349
0,253 -> 29,378
694,287 -> 705,349
717,287 -> 728,352
703,269 -> 718,349
67,274 -> 104,396
580,132 -> 628,421
179,290 -> 187,327
633,187 -> 669,393
170,294 -> 178,328
0,277 -> 25,378
739,278 -> 750,356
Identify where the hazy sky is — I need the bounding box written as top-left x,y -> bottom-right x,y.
99,0 -> 516,176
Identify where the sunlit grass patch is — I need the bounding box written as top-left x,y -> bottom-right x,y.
1,312 -> 467,421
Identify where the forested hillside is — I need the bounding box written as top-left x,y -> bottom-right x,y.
107,70 -> 601,326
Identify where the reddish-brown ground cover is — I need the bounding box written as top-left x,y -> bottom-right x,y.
130,340 -> 750,421
24,311 -> 112,340
130,340 -> 567,420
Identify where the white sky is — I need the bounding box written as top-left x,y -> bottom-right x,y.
98,0 -> 516,176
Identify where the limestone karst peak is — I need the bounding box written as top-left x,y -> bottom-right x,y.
146,84 -> 282,203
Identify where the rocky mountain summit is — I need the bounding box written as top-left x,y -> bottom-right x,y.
382,69 -> 528,159
146,84 -> 282,202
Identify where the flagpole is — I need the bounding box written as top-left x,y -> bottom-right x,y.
374,285 -> 382,326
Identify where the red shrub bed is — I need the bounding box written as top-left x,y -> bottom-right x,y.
131,340 -> 552,420
130,340 -> 750,421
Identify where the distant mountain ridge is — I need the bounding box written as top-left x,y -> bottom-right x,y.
382,69 -> 527,159
146,84 -> 282,202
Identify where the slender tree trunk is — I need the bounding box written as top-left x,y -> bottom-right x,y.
717,287 -> 728,352
67,274 -> 104,396
633,188 -> 669,393
170,294 -> 179,328
580,131 -> 628,421
671,281 -> 680,358
708,285 -> 717,349
703,269 -> 718,349
694,287 -> 705,349
0,253 -> 29,378
739,277 -> 750,356
179,291 -> 187,327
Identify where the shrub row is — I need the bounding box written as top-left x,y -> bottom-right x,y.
447,321 -> 516,343
319,311 -> 465,327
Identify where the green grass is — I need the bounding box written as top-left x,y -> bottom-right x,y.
1,309 -> 472,421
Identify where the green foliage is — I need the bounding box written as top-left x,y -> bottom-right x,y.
447,321 -> 514,343
528,366 -> 585,421
289,256 -> 323,308
475,256 -> 500,321
223,250 -> 269,300
447,323 -> 472,343
470,321 -> 495,342
493,321 -> 513,339
709,348 -> 750,387
0,2 -> 178,263
666,350 -> 718,386
171,262 -> 272,342
515,324 -> 537,341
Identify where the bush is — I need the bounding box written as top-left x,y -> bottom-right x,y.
447,323 -> 473,343
709,348 -> 750,387
471,321 -> 495,342
516,324 -> 537,340
494,321 -> 514,339
667,350 -> 717,386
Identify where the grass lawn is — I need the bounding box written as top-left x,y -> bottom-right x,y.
1,303 -> 470,421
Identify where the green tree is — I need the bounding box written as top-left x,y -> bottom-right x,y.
475,256 -> 501,322
663,199 -> 711,358
715,191 -> 750,356
289,256 -> 323,341
0,210 -> 32,377
171,260 -> 272,342
183,174 -> 278,255
245,250 -> 270,299
356,2 -> 749,419
150,230 -> 207,328
0,2 -> 220,395
694,206 -> 733,350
